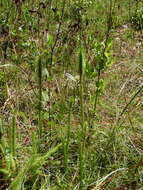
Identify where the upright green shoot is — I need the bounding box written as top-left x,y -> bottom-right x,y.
10,114 -> 16,158
63,98 -> 73,173
37,56 -> 43,149
78,47 -> 86,190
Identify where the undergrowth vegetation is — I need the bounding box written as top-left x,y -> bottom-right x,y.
0,0 -> 143,189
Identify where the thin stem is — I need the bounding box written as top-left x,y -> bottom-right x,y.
48,0 -> 66,124
118,85 -> 143,123
79,48 -> 86,190
64,99 -> 72,173
37,56 -> 42,141
10,114 -> 16,158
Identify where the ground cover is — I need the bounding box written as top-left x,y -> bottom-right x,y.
0,0 -> 143,189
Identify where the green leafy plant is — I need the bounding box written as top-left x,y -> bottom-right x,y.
10,143 -> 62,190
130,7 -> 143,30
